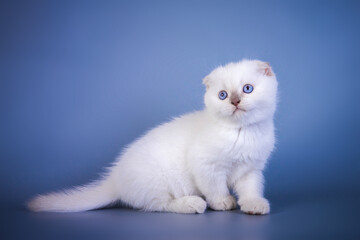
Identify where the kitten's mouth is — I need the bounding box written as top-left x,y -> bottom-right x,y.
232,107 -> 246,114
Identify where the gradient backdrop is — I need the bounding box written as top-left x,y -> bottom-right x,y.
1,0 -> 360,239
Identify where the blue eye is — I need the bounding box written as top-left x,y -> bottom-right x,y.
243,84 -> 254,93
218,90 -> 228,100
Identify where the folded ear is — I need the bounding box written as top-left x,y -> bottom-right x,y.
257,61 -> 273,76
202,75 -> 211,89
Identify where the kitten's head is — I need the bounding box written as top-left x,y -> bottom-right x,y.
203,60 -> 278,127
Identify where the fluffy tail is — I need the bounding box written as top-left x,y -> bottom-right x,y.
27,178 -> 117,212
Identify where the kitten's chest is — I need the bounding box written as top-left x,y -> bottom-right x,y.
217,125 -> 272,163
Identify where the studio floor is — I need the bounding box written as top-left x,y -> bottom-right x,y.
2,189 -> 359,240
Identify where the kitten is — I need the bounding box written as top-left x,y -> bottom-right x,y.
27,59 -> 278,214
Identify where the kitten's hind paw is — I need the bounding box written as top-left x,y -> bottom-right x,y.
208,195 -> 237,211
238,197 -> 270,215
167,196 -> 207,214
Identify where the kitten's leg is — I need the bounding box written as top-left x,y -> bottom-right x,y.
165,196 -> 207,214
194,169 -> 236,211
233,170 -> 270,215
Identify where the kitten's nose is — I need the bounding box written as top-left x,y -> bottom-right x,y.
230,95 -> 240,106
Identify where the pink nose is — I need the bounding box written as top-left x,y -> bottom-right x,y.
230,95 -> 240,106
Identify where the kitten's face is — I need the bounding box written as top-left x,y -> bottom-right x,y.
203,60 -> 278,126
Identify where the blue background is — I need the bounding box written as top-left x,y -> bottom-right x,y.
1,0 -> 360,239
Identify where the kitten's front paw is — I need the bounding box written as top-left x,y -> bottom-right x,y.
238,197 -> 270,215
208,195 -> 237,211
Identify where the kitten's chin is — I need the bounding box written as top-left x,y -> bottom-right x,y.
222,108 -> 268,128
232,108 -> 246,115
213,110 -> 249,128
230,110 -> 247,122
207,108 -> 257,128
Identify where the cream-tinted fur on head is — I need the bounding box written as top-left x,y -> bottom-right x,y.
27,59 -> 278,215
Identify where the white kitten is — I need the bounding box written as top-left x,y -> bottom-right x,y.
27,59 -> 278,215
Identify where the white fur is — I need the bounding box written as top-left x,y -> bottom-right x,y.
27,59 -> 278,215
